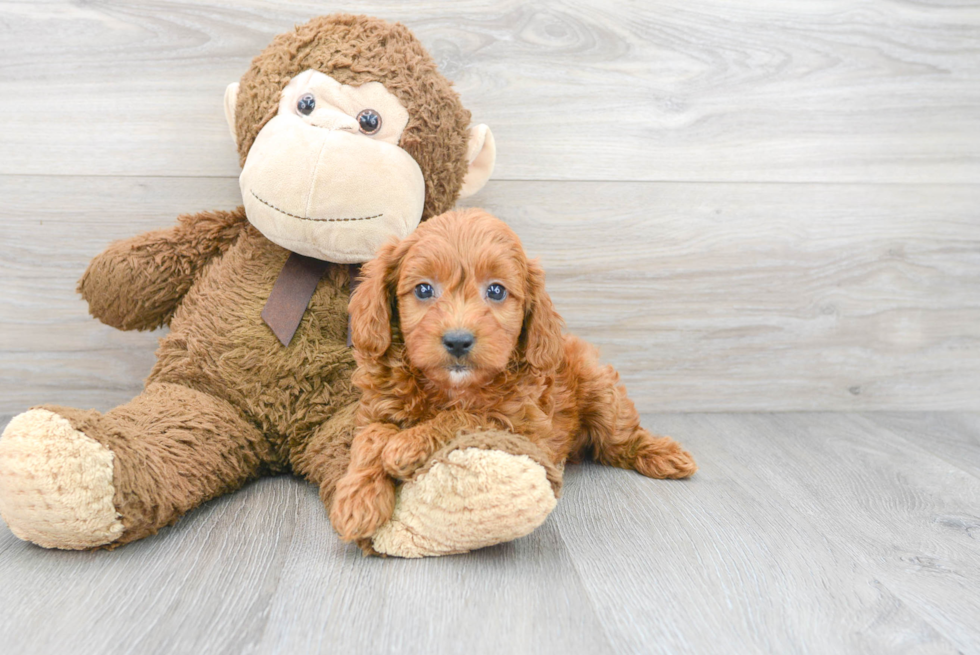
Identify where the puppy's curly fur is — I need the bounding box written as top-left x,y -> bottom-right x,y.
330,209 -> 697,543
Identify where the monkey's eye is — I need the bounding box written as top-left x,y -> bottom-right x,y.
486,283 -> 507,301
297,93 -> 316,116
414,283 -> 434,300
356,109 -> 382,135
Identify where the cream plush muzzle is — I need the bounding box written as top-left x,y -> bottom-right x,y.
234,70 -> 426,263
240,116 -> 425,262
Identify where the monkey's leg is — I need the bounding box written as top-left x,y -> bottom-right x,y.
291,405 -> 562,557
0,382 -> 270,549
371,430 -> 564,558
580,363 -> 697,479
288,402 -> 358,512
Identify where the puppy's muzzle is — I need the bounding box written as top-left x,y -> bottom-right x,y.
442,330 -> 475,358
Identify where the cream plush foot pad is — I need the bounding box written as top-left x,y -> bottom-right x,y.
0,409 -> 124,549
371,447 -> 557,558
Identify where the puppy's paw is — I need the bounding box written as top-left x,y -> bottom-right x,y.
329,474 -> 395,542
635,437 -> 698,479
381,434 -> 432,479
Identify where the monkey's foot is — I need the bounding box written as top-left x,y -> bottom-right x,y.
0,409 -> 124,549
371,431 -> 562,558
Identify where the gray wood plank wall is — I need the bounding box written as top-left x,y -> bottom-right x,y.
1,0 -> 978,412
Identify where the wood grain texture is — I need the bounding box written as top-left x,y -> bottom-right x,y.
0,0 -> 978,182
2,175 -> 977,413
0,472 -> 305,654
641,413 -> 980,654
0,481 -> 611,655
860,412 -> 980,480
251,492 -> 612,655
2,412 -> 979,654
553,446 -> 957,654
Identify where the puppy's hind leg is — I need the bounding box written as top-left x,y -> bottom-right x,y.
577,355 -> 696,479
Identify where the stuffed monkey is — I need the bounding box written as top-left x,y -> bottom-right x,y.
0,14 -> 562,557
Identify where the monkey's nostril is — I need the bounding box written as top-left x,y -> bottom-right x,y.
442,330 -> 475,357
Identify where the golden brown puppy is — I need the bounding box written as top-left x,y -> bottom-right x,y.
330,208 -> 697,543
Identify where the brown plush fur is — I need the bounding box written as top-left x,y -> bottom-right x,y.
70,213 -> 362,545
23,16 -> 530,548
331,209 -> 697,541
77,208 -> 248,331
41,383 -> 273,544
235,14 -> 472,221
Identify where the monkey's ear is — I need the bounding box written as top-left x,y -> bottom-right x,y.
458,125 -> 496,199
224,82 -> 240,143
349,241 -> 401,357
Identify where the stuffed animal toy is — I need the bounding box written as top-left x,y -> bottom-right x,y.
332,208 -> 696,544
0,14 -> 562,558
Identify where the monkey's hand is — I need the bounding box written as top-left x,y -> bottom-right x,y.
78,207 -> 247,331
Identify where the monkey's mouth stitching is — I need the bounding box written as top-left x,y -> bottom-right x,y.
250,190 -> 383,223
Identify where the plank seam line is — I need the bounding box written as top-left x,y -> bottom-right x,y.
2,173 -> 980,188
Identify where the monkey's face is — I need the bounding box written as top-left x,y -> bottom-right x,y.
236,70 -> 425,263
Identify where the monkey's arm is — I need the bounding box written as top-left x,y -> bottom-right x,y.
78,207 -> 249,331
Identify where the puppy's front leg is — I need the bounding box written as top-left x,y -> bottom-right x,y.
381,411 -> 483,479
330,423 -> 399,542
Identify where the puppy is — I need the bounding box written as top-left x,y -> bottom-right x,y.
330,208 -> 696,543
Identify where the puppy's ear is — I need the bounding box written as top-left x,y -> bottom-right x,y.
349,240 -> 403,357
521,258 -> 565,372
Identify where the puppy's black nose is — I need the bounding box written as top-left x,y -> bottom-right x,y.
442,330 -> 475,358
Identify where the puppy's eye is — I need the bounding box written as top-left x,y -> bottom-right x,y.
297,93 -> 316,116
486,283 -> 507,301
357,109 -> 382,135
414,283 -> 434,300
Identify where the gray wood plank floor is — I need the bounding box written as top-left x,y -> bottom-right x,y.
1,412 -> 977,655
